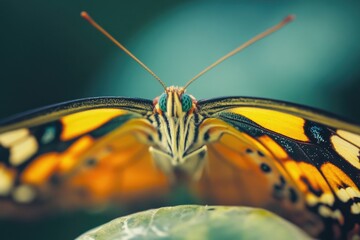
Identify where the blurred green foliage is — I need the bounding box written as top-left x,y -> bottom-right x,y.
77,205 -> 311,240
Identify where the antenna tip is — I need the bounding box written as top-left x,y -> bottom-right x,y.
80,11 -> 91,21
283,14 -> 296,23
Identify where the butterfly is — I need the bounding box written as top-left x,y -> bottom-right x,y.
0,12 -> 359,240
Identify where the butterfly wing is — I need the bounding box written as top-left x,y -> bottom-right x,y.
0,97 -> 169,218
196,97 -> 360,239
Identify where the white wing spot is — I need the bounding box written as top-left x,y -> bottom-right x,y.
306,193 -> 335,206
346,187 -> 360,198
336,187 -> 360,203
337,188 -> 351,202
331,135 -> 360,169
0,128 -> 29,147
306,194 -> 318,206
12,185 -> 36,203
0,167 -> 14,196
10,136 -> 38,166
320,193 -> 335,206
337,130 -> 360,148
351,203 -> 360,215
318,205 -> 344,224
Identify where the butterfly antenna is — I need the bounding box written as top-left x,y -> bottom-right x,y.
183,15 -> 295,90
81,11 -> 167,90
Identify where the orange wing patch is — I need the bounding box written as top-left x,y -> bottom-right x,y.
254,134 -> 337,212
66,131 -> 169,205
21,136 -> 95,185
258,135 -> 289,160
194,130 -> 323,237
321,162 -> 360,204
60,108 -> 127,141
16,118 -> 168,209
230,107 -> 309,142
21,153 -> 59,185
249,135 -> 336,208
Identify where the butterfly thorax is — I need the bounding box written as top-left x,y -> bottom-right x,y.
148,86 -> 207,179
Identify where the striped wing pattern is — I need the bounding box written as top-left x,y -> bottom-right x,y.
0,97 -> 168,217
197,97 -> 360,239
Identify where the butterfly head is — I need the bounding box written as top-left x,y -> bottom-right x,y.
150,86 -> 205,179
153,86 -> 197,117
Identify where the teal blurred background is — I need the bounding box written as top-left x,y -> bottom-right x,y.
1,1 -> 360,239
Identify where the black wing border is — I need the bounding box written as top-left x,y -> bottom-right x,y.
0,96 -> 153,132
198,96 -> 360,134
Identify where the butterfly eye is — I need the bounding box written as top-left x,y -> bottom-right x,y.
159,93 -> 167,112
181,94 -> 193,112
